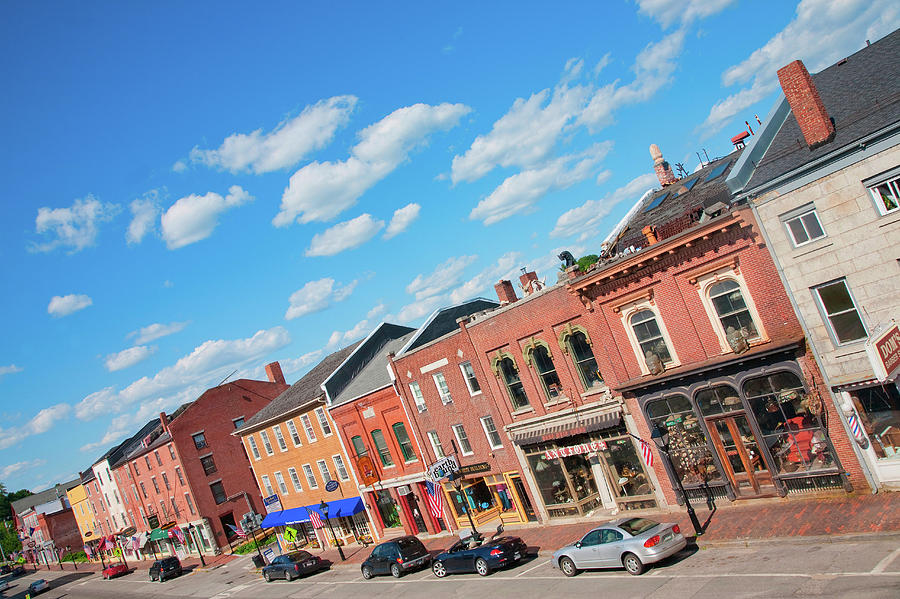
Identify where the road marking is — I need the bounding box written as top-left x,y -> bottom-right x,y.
871,546 -> 900,574
514,559 -> 550,577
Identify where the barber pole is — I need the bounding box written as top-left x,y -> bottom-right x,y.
848,412 -> 864,440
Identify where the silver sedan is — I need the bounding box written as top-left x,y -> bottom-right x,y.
551,517 -> 687,576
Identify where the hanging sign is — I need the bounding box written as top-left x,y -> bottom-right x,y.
426,455 -> 459,482
543,440 -> 607,460
458,462 -> 490,475
357,456 -> 380,486
866,321 -> 900,381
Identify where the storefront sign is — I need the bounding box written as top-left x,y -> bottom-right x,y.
426,455 -> 460,481
325,480 -> 340,492
543,440 -> 607,460
357,456 -> 380,486
458,462 -> 491,475
263,494 -> 282,514
147,514 -> 159,529
867,321 -> 900,381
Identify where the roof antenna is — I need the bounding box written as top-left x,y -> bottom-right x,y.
217,369 -> 238,386
702,148 -> 710,163
674,163 -> 688,178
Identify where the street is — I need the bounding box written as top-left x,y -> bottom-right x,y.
3,535 -> 899,599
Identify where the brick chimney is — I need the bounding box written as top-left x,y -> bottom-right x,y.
494,280 -> 518,305
265,361 -> 285,385
777,60 -> 834,149
159,412 -> 168,434
519,271 -> 543,295
650,144 -> 676,186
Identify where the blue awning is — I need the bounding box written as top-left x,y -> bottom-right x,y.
281,507 -> 312,525
305,496 -> 365,519
260,511 -> 286,529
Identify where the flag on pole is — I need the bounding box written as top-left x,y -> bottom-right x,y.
639,438 -> 654,468
308,509 -> 324,529
226,523 -> 248,539
424,480 -> 444,520
172,527 -> 186,545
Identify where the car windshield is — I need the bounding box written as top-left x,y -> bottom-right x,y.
295,551 -> 311,560
619,518 -> 659,535
397,537 -> 420,549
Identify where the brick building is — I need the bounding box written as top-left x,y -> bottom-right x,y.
238,345 -> 374,550
390,298 -> 541,530
325,323 -> 438,538
12,480 -> 82,566
727,30 -> 900,490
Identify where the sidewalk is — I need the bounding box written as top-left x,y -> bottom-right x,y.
26,550 -> 239,575
308,491 -> 900,566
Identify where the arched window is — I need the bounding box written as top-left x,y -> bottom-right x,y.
709,280 -> 758,338
499,357 -> 530,410
646,396 -> 721,485
695,384 -> 743,416
631,310 -> 672,364
525,342 -> 562,400
562,329 -> 602,390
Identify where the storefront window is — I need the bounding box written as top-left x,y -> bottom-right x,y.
602,438 -> 653,498
486,475 -> 516,513
374,489 -> 401,528
561,454 -> 597,500
851,384 -> 900,460
525,450 -> 574,509
447,479 -> 497,518
744,372 -> 834,474
646,394 -> 722,485
696,385 -> 744,416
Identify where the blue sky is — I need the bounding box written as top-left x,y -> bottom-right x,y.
1,1 -> 897,493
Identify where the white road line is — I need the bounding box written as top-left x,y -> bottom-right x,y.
871,545 -> 900,574
514,559 -> 550,577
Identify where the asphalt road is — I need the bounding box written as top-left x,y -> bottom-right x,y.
3,535 -> 899,598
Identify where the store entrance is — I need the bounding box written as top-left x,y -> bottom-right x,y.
706,413 -> 775,497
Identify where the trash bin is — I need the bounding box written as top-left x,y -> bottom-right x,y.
251,555 -> 265,568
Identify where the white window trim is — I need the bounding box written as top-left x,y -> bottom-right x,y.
695,267 -> 769,354
285,419 -> 303,447
246,436 -> 261,461
332,454 -> 350,481
812,278 -> 869,346
274,471 -> 289,495
316,459 -> 333,484
433,372 -> 453,404
459,361 -> 482,397
302,463 -> 319,489
480,416 -> 503,450
865,170 -> 900,216
314,407 -> 333,437
452,424 -> 474,456
409,381 -> 427,412
287,467 -> 303,492
272,425 -> 288,452
259,430 -> 274,456
619,298 -> 681,375
781,204 -> 827,247
260,474 -> 275,497
300,414 -> 318,443
427,431 -> 445,458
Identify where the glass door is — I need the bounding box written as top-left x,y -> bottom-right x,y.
706,414 -> 774,497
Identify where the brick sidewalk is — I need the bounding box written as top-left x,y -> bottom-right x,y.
24,550 -> 239,575
309,492 -> 900,566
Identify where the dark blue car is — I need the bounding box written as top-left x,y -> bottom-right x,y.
431,527 -> 528,577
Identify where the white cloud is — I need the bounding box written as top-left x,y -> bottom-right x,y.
30,195 -> 120,254
74,326 -> 291,421
161,185 -> 253,249
635,0 -> 736,28
305,214 -> 385,257
274,102 -> 471,226
172,160 -> 188,173
367,302 -> 388,319
285,278 -> 358,320
698,0 -> 899,137
0,365 -> 23,380
280,350 -> 324,376
449,252 -> 522,304
383,203 -> 421,239
470,143 -> 612,225
129,321 -> 189,344
551,172 -> 658,240
126,191 -> 161,245
104,345 -> 156,372
48,294 -> 93,318
0,404 -> 71,450
392,295 -> 446,325
326,318 -> 377,349
0,459 -> 46,480
406,255 -> 478,301
451,85 -> 590,184
190,96 -> 357,174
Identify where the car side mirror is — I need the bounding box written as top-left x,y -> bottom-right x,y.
574,542 -> 582,549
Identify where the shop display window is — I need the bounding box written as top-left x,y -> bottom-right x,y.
646,394 -> 722,485
601,438 -> 653,498
696,385 -> 744,415
851,384 -> 900,459
448,479 -> 496,518
561,453 -> 597,500
375,489 -> 401,528
525,450 -> 576,511
744,372 -> 834,473
486,476 -> 517,513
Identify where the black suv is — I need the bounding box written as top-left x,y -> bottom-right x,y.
361,535 -> 430,579
149,556 -> 182,582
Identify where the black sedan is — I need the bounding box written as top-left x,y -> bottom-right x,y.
262,551 -> 324,582
432,530 -> 528,577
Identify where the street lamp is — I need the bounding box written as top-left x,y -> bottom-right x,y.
187,524 -> 206,567
651,423 -> 704,536
319,501 -> 345,561
450,475 -> 477,537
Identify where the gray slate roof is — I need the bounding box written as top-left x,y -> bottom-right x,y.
398,298 -> 499,355
11,478 -> 81,516
240,342 -> 361,431
327,325 -> 416,408
107,418 -> 165,469
744,29 -> 900,190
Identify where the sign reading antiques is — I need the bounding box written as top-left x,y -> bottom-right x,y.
867,321 -> 900,381
458,462 -> 490,475
426,455 -> 460,482
543,440 -> 607,460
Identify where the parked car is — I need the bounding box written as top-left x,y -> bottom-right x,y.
0,579 -> 9,592
28,578 -> 50,594
552,517 -> 687,576
11,565 -> 26,576
102,562 -> 130,579
261,551 -> 323,582
0,564 -> 10,574
148,556 -> 182,582
432,525 -> 528,577
361,535 -> 431,579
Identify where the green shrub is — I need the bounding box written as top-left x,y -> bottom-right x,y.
232,533 -> 277,555
61,550 -> 89,562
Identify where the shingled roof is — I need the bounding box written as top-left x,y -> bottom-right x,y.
11,478 -> 81,517
397,298 -> 499,356
238,342 -> 361,432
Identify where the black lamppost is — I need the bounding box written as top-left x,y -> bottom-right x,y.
652,423 -> 704,536
187,524 -> 206,567
319,501 -> 345,561
450,475 -> 477,537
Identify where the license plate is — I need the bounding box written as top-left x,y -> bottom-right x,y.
662,533 -> 673,542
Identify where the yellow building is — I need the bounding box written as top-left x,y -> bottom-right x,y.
65,477 -> 99,550
236,344 -> 375,549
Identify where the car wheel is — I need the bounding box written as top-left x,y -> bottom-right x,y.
622,552 -> 645,576
432,561 -> 447,578
286,570 -> 295,582
559,556 -> 578,577
361,566 -> 374,580
390,563 -> 402,578
264,571 -> 271,582
475,558 -> 490,577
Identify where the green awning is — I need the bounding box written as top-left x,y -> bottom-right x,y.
148,528 -> 169,541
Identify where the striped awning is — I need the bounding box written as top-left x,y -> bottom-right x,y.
510,410 -> 621,446
834,377 -> 897,392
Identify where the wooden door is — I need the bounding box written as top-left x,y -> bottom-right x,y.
706,414 -> 774,498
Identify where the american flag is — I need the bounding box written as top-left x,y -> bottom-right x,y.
226,523 -> 248,538
308,509 -> 324,529
424,480 -> 444,520
639,439 -> 654,468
